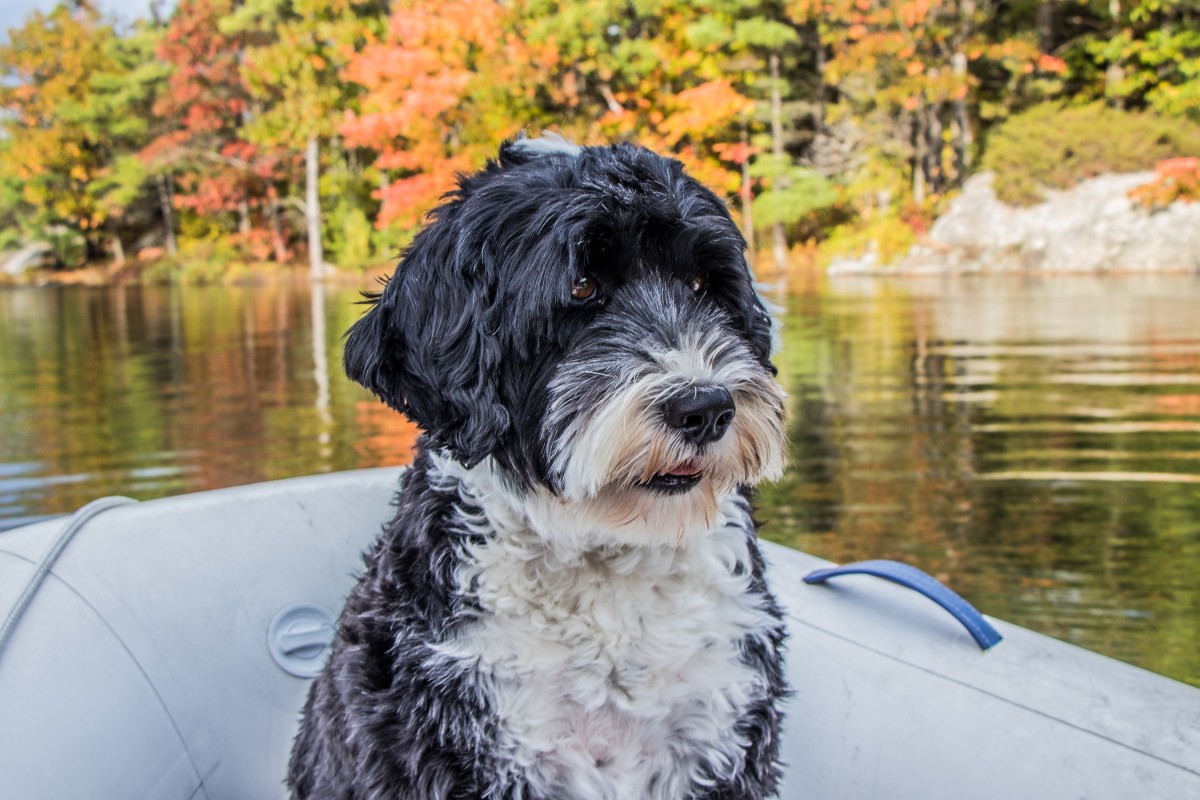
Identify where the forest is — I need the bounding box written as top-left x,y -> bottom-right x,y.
1,0 -> 1197,279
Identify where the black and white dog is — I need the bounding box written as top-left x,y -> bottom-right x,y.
288,136 -> 789,800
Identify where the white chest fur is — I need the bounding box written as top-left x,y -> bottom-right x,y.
434,458 -> 779,800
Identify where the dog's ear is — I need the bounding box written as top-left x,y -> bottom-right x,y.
343,226 -> 510,467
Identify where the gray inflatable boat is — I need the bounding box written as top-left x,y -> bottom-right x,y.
1,468 -> 1197,799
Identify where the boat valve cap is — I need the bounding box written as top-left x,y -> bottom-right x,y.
267,603 -> 336,678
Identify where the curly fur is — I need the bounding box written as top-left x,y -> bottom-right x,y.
288,137 -> 788,800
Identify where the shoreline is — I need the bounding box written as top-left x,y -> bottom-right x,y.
0,259 -> 391,289
9,170 -> 1200,288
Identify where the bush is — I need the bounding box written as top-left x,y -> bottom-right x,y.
45,226 -> 88,269
819,212 -> 921,268
1129,157 -> 1200,209
981,103 -> 1200,205
326,203 -> 374,270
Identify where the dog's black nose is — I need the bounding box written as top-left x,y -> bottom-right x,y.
664,386 -> 735,446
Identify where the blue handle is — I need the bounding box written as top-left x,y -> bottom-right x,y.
803,560 -> 1003,651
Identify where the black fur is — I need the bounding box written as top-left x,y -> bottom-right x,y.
289,138 -> 787,800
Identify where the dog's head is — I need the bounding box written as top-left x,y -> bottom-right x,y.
346,136 -> 785,544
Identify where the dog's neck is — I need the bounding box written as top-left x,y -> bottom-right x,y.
427,450 -> 738,557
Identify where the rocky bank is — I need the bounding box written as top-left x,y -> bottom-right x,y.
835,171 -> 1200,274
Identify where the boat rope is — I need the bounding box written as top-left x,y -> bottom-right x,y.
0,495 -> 138,661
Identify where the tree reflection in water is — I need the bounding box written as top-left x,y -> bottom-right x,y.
0,275 -> 1196,686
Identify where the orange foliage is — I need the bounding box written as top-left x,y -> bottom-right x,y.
342,0 -> 752,230
1129,157 -> 1200,209
341,0 -> 528,229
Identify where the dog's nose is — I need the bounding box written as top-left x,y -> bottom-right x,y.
664,386 -> 736,445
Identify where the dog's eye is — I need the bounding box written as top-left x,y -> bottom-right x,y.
571,273 -> 599,302
689,273 -> 707,294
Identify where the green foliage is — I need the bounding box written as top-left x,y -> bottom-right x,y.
1076,0 -> 1200,120
143,235 -> 280,284
733,19 -> 798,49
0,141 -> 29,251
820,212 -> 920,268
982,103 -> 1200,205
749,159 -> 839,226
45,226 -> 89,269
326,203 -> 374,269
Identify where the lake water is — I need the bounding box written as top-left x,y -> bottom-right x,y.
1,275 -> 1197,686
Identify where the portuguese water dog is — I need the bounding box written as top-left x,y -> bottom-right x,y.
288,135 -> 789,800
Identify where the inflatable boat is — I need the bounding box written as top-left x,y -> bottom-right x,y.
1,468 -> 1197,799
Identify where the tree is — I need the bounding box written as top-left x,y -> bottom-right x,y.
1081,0 -> 1200,120
514,0 -> 754,193
341,0 -> 535,234
225,0 -> 388,277
82,19 -> 172,264
0,2 -> 119,264
145,0 -> 278,256
799,0 -> 1049,202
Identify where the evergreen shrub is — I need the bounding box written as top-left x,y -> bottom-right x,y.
982,103 -> 1200,205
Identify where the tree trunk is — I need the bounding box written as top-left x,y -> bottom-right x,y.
155,173 -> 178,256
813,24 -> 826,133
109,225 -> 126,267
1037,0 -> 1056,53
267,184 -> 288,263
306,135 -> 325,280
769,51 -> 788,272
951,53 -> 971,184
952,0 -> 975,185
238,199 -> 251,235
926,99 -> 944,195
912,102 -> 927,205
1106,0 -> 1125,107
739,122 -> 756,263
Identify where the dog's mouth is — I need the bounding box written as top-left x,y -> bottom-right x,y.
642,460 -> 703,494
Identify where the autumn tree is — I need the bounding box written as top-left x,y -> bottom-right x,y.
0,2 -> 119,264
340,1 -> 545,235
797,0 -> 1054,204
682,5 -> 839,270
512,0 -> 758,194
146,0 -> 278,257
82,19 -> 172,265
225,0 -> 388,277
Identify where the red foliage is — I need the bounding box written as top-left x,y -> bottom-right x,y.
144,0 -> 279,220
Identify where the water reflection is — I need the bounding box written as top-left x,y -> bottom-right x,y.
0,283 -> 419,529
0,276 -> 1197,686
761,274 -> 1200,687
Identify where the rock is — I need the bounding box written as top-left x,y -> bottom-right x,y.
827,247 -> 879,274
894,171 -> 1200,273
1,242 -> 52,277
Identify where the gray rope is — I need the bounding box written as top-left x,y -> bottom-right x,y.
0,495 -> 137,659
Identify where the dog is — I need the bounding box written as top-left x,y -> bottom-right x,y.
288,136 -> 789,800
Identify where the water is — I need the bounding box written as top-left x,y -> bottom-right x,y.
1,275 -> 1197,686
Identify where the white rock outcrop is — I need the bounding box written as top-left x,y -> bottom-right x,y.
888,171 -> 1200,273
